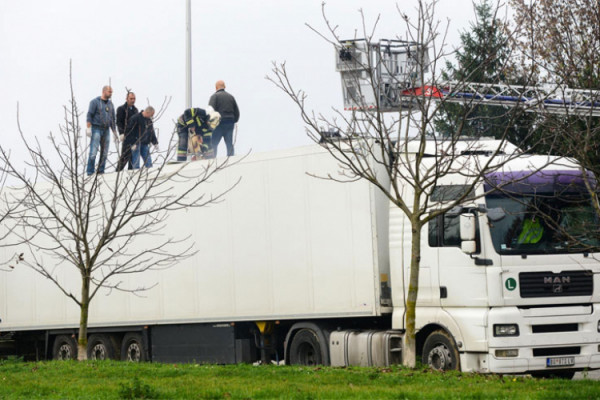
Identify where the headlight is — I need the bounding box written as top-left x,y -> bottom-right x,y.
494,324 -> 519,337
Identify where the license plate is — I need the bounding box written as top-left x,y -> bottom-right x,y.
546,356 -> 575,367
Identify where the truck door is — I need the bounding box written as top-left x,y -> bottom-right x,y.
416,220 -> 441,307
429,211 -> 489,308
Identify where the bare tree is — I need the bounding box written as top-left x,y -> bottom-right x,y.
0,156 -> 18,273
0,67 -> 238,360
508,0 -> 600,162
509,0 -> 600,240
268,0 -> 556,367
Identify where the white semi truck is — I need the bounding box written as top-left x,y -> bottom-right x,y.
1,141 -> 599,379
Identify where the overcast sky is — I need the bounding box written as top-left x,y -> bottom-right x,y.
0,0 -> 478,165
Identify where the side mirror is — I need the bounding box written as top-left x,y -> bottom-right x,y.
460,213 -> 477,254
460,213 -> 476,240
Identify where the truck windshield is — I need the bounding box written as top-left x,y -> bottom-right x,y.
486,193 -> 600,255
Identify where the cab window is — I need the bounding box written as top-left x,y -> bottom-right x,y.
428,212 -> 480,253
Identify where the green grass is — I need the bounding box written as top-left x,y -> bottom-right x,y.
0,359 -> 599,399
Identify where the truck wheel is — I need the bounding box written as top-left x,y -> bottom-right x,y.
531,371 -> 575,380
52,335 -> 78,360
121,333 -> 147,362
289,329 -> 323,365
422,330 -> 460,371
87,334 -> 118,360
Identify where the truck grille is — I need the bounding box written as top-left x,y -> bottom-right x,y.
519,271 -> 593,298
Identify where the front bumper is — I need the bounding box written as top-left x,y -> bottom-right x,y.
466,304 -> 600,374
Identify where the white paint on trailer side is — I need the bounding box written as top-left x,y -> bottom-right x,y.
0,144 -> 390,331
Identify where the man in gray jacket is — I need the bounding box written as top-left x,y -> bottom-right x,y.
86,85 -> 117,175
208,80 -> 239,157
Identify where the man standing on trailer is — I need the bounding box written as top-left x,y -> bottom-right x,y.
209,80 -> 239,157
86,85 -> 117,175
118,106 -> 157,170
134,106 -> 158,168
116,91 -> 139,170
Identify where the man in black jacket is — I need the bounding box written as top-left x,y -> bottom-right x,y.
136,107 -> 158,168
116,92 -> 139,169
208,80 -> 239,157
117,106 -> 156,171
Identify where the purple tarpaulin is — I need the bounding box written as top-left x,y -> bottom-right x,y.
484,169 -> 596,194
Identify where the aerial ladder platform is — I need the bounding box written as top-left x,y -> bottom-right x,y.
335,39 -> 600,117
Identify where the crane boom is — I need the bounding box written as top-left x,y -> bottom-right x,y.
402,82 -> 600,117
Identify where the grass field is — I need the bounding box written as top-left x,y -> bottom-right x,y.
1,359 -> 599,399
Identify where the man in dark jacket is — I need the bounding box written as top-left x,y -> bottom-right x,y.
116,92 -> 139,169
208,80 -> 239,157
136,107 -> 158,168
117,106 -> 156,171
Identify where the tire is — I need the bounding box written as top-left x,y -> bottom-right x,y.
52,335 -> 78,360
422,330 -> 460,371
289,329 -> 323,366
121,333 -> 147,362
531,370 -> 575,380
87,334 -> 119,360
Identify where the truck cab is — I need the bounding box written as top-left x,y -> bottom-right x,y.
391,153 -> 600,377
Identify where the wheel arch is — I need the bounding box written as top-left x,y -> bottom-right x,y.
283,321 -> 332,365
416,323 -> 459,357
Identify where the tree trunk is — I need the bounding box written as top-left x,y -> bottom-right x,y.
403,221 -> 422,368
77,276 -> 90,361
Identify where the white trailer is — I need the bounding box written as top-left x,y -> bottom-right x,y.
1,143 -> 599,379
0,145 -> 393,364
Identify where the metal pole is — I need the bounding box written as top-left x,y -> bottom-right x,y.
185,0 -> 192,108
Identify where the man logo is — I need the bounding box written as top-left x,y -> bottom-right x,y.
544,276 -> 571,284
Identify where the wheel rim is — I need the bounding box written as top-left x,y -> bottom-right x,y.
91,344 -> 107,360
58,344 -> 72,360
126,342 -> 142,362
428,344 -> 452,370
297,342 -> 317,365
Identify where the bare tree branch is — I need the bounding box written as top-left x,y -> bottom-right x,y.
0,64 -> 240,360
